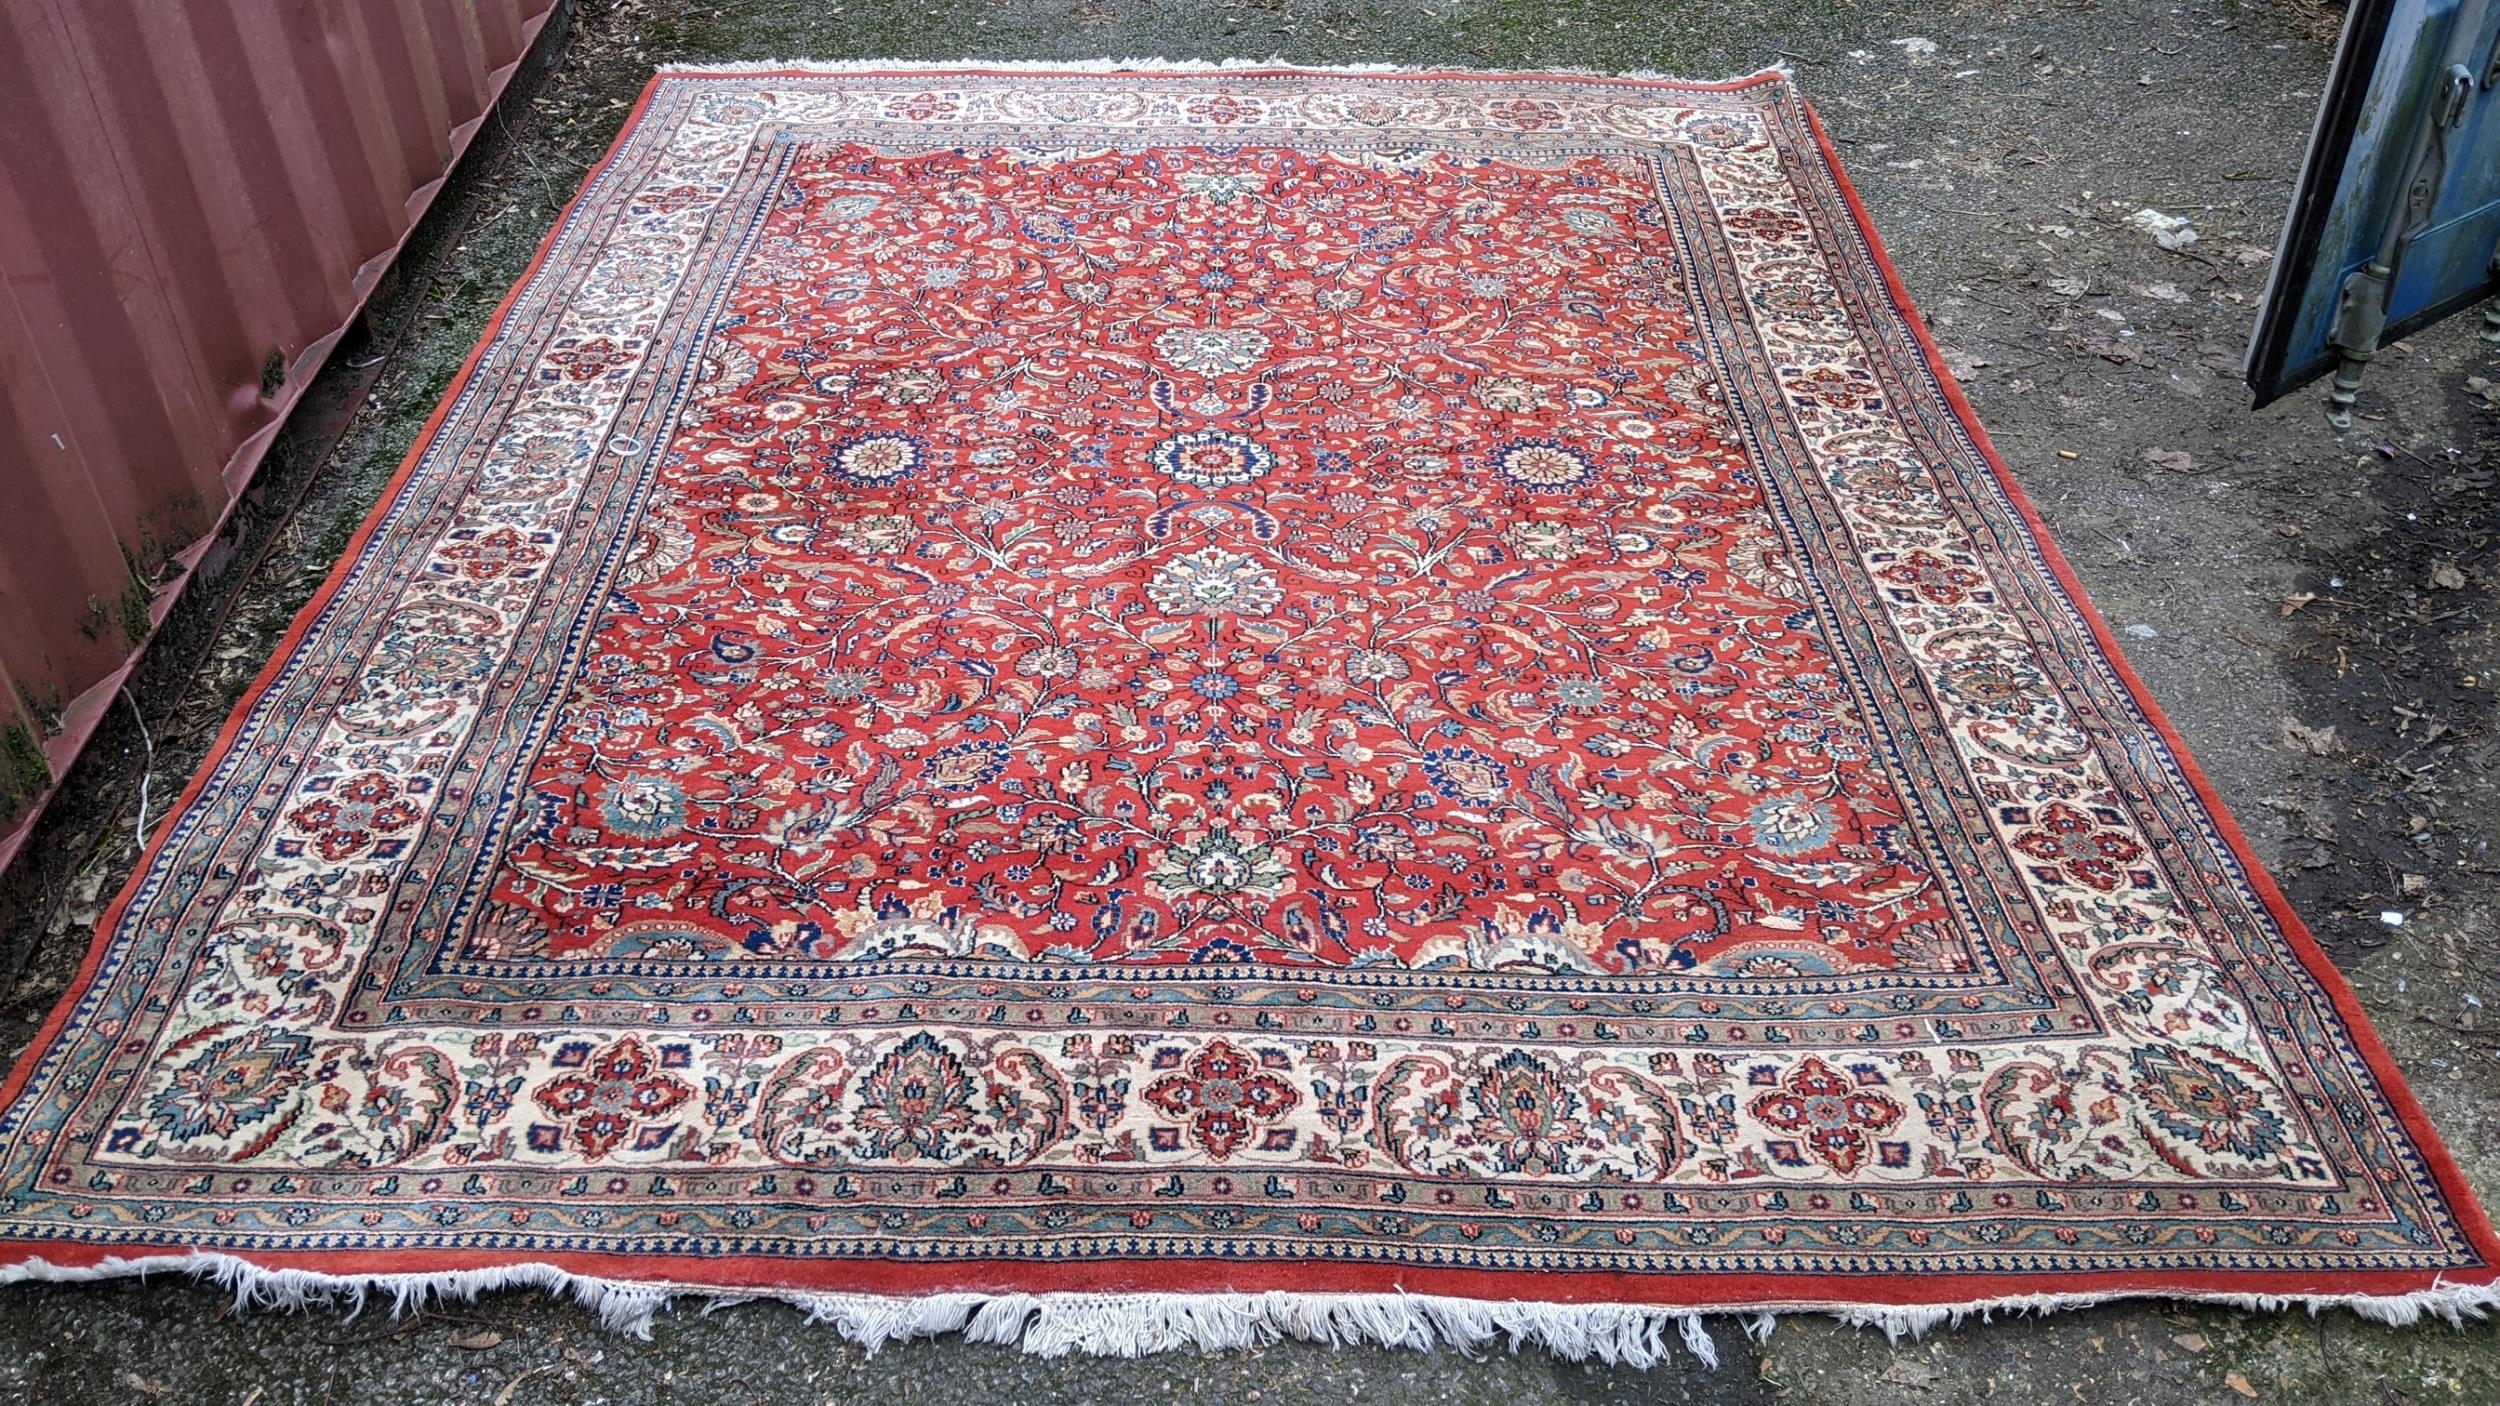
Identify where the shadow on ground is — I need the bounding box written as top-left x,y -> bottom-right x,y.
1,0 -> 2493,1402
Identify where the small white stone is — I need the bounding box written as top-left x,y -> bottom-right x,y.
2379,910 -> 2406,927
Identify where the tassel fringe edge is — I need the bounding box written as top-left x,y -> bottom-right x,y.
4,1251 -> 2496,1366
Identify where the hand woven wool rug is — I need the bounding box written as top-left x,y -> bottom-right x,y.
2,62 -> 2493,1363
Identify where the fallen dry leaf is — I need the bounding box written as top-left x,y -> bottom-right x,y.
494,1363 -> 562,1406
2142,448 -> 2199,473
2225,1369 -> 2259,1398
121,1375 -> 172,1398
2280,716 -> 2344,756
451,1328 -> 506,1351
2429,561 -> 2466,590
2171,1331 -> 2209,1352
2279,592 -> 2318,617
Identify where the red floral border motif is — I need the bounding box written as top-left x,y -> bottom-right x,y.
0,66 -> 2489,1318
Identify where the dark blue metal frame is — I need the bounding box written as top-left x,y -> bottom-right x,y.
2246,0 -> 2500,412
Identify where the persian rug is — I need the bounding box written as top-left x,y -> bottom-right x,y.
1,61 -> 2492,1361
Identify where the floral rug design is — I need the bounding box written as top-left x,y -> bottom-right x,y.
0,65 -> 2490,1337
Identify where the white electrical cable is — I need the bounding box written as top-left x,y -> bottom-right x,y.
120,686 -> 152,845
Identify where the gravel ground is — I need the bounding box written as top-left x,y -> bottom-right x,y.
1,1 -> 2493,1402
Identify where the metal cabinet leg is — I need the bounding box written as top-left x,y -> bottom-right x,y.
2327,349 -> 2374,428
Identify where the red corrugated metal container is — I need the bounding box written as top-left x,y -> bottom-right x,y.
0,0 -> 563,867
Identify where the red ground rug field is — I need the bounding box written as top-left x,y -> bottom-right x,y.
0,63 -> 2490,1359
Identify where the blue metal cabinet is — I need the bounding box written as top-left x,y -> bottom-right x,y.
2246,0 -> 2500,418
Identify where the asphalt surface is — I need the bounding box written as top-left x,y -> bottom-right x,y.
1,1 -> 2494,1402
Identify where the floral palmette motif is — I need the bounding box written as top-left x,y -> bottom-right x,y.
432,526 -> 552,581
824,432 -> 922,485
1746,1055 -> 1905,1176
1144,547 -> 1285,620
753,1036 -> 1070,1168
1148,826 -> 1294,899
143,1025 -> 317,1148
1922,626 -> 2089,765
1151,430 -> 1275,487
1153,325 -> 1271,376
2128,1043 -> 2295,1173
1490,438 -> 1596,492
284,772 -> 422,862
1874,548 -> 1990,606
1141,1039 -> 1300,1159
529,1036 -> 695,1159
124,1023 -> 458,1168
1373,1050 -> 1684,1180
2010,801 -> 2150,893
852,1032 -> 985,1161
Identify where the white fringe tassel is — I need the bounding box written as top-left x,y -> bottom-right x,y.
4,1250 -> 2496,1364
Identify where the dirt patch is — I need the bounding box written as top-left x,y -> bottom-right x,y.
2271,376 -> 2498,961
2274,0 -> 2349,48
